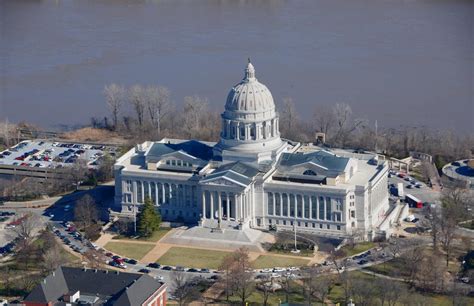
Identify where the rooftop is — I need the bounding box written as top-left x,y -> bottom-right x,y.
23,266 -> 165,306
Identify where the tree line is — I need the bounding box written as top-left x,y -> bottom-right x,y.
101,83 -> 473,167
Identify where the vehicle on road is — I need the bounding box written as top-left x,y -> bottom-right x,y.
139,268 -> 151,274
405,194 -> 423,208
147,263 -> 160,269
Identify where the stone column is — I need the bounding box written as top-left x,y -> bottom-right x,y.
162,184 -> 165,204
279,193 -> 283,216
295,195 -> 298,219
226,121 -> 231,139
234,194 -> 239,220
323,197 -> 327,220
316,196 -> 319,220
202,191 -> 206,219
287,194 -> 290,217
309,196 -> 312,219
240,194 -> 244,221
226,193 -> 230,220
210,191 -> 214,220
218,192 -> 222,223
155,182 -> 159,206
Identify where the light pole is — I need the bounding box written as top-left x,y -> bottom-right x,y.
291,217 -> 300,254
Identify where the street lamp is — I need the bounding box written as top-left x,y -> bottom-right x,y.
291,217 -> 300,254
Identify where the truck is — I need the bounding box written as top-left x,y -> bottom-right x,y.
405,194 -> 423,208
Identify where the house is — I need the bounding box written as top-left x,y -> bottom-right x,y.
23,266 -> 166,306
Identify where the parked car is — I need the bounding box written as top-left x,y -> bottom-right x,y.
147,263 -> 160,269
139,268 -> 150,274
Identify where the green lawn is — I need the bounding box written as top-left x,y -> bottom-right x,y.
113,228 -> 171,242
252,255 -> 310,269
339,241 -> 375,257
104,242 -> 155,260
157,247 -> 231,269
364,257 -> 406,276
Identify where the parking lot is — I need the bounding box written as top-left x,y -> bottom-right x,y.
388,169 -> 441,205
0,140 -> 116,170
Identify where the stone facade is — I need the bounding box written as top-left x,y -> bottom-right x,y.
114,62 -> 391,240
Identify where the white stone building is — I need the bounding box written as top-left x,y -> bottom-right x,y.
114,61 -> 391,240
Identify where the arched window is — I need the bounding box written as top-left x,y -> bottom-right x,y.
303,169 -> 317,176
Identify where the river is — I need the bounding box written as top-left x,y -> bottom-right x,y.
0,0 -> 472,132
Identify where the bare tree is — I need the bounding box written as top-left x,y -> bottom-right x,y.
313,105 -> 335,138
280,97 -> 298,136
171,271 -> 200,306
301,266 -> 320,305
257,274 -> 273,306
219,253 -> 235,301
228,247 -> 254,305
74,194 -> 99,231
375,278 -> 403,306
183,95 -> 208,135
9,213 -> 40,249
129,85 -> 147,129
104,83 -> 125,130
43,243 -> 67,273
332,103 -> 366,147
400,246 -> 424,287
146,85 -> 171,134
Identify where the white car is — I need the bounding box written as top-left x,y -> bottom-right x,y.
260,268 -> 272,273
287,267 -> 300,272
272,267 -> 285,272
270,273 -> 281,279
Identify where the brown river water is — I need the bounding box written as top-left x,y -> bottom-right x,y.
0,0 -> 472,132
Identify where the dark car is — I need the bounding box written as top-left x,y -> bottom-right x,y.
162,266 -> 173,271
200,268 -> 210,273
112,255 -> 121,260
358,259 -> 368,265
187,268 -> 199,273
127,259 -> 137,265
139,268 -> 151,274
147,263 -> 160,269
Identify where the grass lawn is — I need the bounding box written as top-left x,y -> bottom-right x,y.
364,257 -> 406,277
252,255 -> 310,269
104,242 -> 155,260
113,228 -> 171,243
339,241 -> 375,257
157,247 -> 231,269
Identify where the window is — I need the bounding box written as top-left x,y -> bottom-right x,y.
269,219 -> 272,224
150,183 -> 156,204
282,194 -> 288,217
275,193 -> 281,216
276,220 -> 280,225
289,194 -> 295,217
305,222 -> 308,227
327,224 -> 330,229
319,196 -> 325,220
304,195 -> 310,219
283,220 -> 286,225
126,180 -> 132,192
297,221 -> 301,227
312,223 -> 315,228
267,193 -> 274,215
296,195 -> 302,218
311,196 -> 317,219
303,169 -> 317,176
136,181 -> 143,203
351,210 -> 355,218
337,225 -> 341,230
326,197 -> 332,220
166,160 -> 171,165
250,126 -> 256,139
240,126 -> 245,138
158,183 -> 163,204
319,224 -> 323,229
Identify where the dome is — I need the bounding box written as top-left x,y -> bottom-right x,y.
225,60 -> 276,113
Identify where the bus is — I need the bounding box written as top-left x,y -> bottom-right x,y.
405,194 -> 423,208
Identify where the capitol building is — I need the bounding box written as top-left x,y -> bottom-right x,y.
114,61 -> 392,241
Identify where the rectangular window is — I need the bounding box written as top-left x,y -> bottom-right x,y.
269,219 -> 272,224
290,194 -> 295,217
337,225 -> 341,230
319,224 -> 323,229
326,197 -> 332,220
305,222 -> 308,227
275,193 -> 281,216
311,196 -> 317,219
319,196 -> 325,220
312,223 -> 316,228
304,195 -> 310,219
136,181 -> 143,203
267,193 -> 274,216
297,195 -> 302,218
327,224 -> 330,229
283,220 -> 286,225
351,210 -> 355,218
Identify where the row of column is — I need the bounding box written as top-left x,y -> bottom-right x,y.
201,190 -> 249,223
128,180 -> 196,208
268,192 -> 336,221
223,118 -> 279,141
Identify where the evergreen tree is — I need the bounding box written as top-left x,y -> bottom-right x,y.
137,197 -> 161,237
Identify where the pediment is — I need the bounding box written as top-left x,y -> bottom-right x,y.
200,176 -> 247,188
161,150 -> 198,162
